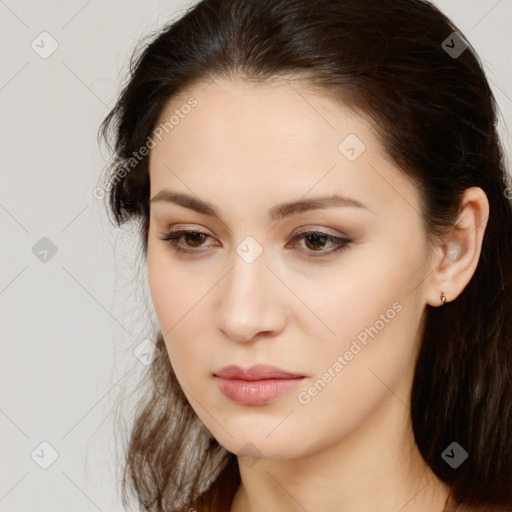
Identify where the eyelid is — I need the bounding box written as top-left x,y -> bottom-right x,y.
290,225 -> 348,239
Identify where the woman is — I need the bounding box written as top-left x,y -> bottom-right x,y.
98,0 -> 512,511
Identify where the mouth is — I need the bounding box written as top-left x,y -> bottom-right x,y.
214,377 -> 306,406
213,364 -> 306,406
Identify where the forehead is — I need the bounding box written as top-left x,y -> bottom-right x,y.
148,78 -> 420,220
151,77 -> 367,160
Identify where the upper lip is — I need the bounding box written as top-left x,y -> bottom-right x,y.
214,364 -> 305,380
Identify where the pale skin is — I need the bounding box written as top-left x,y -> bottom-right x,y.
146,77 -> 489,512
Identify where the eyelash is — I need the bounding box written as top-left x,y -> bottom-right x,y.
158,229 -> 352,258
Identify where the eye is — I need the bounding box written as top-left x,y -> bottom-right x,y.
158,229 -> 352,257
286,230 -> 352,257
158,229 -> 216,254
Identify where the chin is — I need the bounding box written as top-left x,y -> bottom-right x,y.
212,430 -> 307,463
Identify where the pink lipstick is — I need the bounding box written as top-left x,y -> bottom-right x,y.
213,364 -> 306,406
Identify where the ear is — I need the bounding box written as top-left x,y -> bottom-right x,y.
425,186 -> 489,307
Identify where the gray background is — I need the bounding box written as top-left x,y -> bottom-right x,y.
1,0 -> 511,510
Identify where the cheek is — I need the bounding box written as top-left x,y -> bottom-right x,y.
292,289 -> 419,453
298,253 -> 403,340
302,242 -> 423,383
306,289 -> 412,390
147,248 -> 173,329
146,238 -> 197,329
146,246 -> 213,381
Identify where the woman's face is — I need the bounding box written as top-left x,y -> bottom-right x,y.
146,77 -> 434,460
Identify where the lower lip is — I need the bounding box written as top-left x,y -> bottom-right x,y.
215,376 -> 305,406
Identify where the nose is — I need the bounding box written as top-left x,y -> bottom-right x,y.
215,248 -> 286,343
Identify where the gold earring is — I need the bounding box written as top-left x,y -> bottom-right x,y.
440,291 -> 447,306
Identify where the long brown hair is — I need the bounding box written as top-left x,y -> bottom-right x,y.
97,0 -> 512,510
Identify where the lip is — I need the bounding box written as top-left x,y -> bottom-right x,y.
213,364 -> 306,406
214,364 -> 305,380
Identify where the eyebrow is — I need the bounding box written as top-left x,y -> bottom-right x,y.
150,190 -> 373,221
